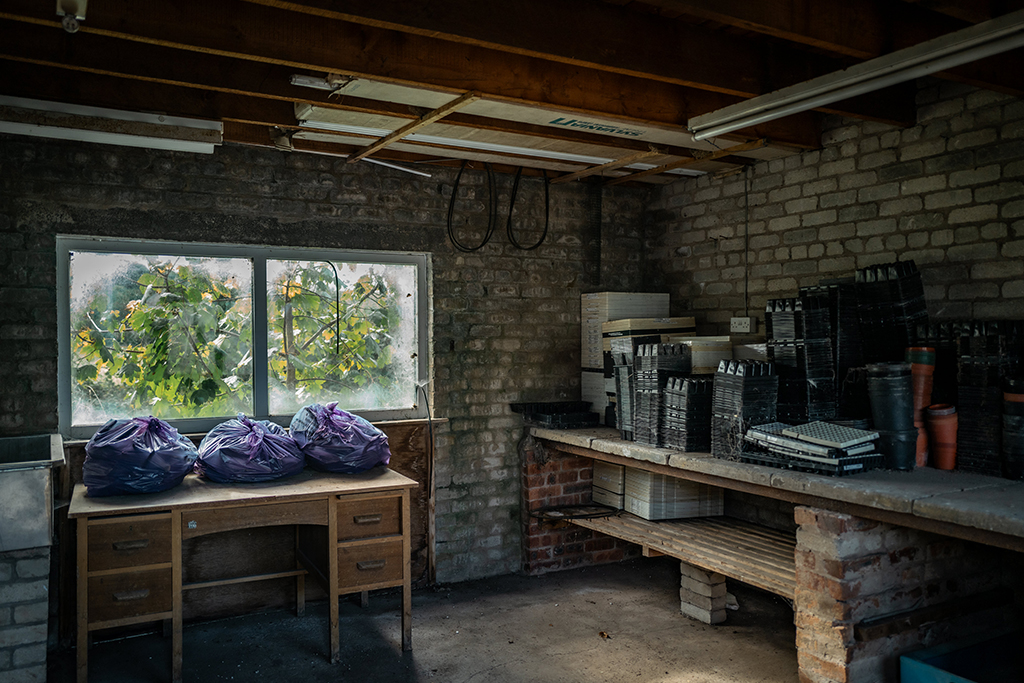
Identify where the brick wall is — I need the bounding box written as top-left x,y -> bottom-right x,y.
0,548 -> 51,683
0,135 -> 649,583
647,79 -> 1024,333
519,436 -> 640,574
794,506 -> 1022,683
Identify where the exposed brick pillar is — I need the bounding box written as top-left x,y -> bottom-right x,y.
520,435 -> 639,575
679,562 -> 727,624
794,506 -> 1019,683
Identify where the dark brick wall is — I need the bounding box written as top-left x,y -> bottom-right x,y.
0,136 -> 650,582
647,80 -> 1024,333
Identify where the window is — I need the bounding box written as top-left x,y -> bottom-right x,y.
57,236 -> 429,438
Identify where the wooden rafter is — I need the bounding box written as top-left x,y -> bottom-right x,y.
346,91 -> 480,163
0,0 -> 828,148
604,139 -> 768,186
550,148 -> 663,184
648,0 -> 1024,95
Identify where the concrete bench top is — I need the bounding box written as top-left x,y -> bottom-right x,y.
529,426 -> 1024,546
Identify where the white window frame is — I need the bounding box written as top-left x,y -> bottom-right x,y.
57,235 -> 430,439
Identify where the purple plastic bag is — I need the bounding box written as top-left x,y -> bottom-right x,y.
289,402 -> 391,474
195,415 -> 305,483
83,417 -> 199,497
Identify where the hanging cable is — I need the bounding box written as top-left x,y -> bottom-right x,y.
506,167 -> 549,250
446,160 -> 497,252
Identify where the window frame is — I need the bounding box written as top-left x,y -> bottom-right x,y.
57,235 -> 430,439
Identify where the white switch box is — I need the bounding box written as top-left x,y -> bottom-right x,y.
730,317 -> 756,334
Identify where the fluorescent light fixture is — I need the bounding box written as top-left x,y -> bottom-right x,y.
0,96 -> 222,153
688,8 -> 1024,141
298,120 -> 703,176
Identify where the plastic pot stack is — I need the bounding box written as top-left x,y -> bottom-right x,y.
956,322 -> 1015,476
867,362 -> 916,470
766,297 -> 836,424
1004,376 -> 1024,480
905,346 -> 935,467
711,360 -> 778,461
854,260 -> 928,364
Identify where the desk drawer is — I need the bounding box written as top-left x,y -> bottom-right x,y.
338,540 -> 404,589
182,499 -> 328,539
88,568 -> 172,624
89,517 -> 171,571
337,496 -> 402,541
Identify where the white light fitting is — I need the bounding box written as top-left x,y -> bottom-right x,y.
296,119 -> 701,176
0,96 -> 222,153
688,8 -> 1024,141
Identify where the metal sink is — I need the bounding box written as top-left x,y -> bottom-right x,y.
0,434 -> 65,552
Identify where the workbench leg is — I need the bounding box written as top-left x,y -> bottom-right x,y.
172,511 -> 183,683
360,590 -> 369,609
76,518 -> 89,683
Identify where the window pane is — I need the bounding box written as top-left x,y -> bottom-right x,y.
267,259 -> 418,415
69,251 -> 253,425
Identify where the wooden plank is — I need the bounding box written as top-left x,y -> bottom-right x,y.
86,611 -> 174,632
606,139 -> 767,186
182,569 -> 308,590
572,515 -> 796,597
551,149 -> 663,184
328,493 -> 339,664
347,91 -> 480,163
87,563 -> 173,578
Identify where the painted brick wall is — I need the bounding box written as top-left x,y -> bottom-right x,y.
0,135 -> 649,583
0,548 -> 50,683
647,79 -> 1024,333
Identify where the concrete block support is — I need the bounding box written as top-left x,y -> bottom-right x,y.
678,562 -> 727,624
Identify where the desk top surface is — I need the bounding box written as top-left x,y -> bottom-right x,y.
69,467 -> 416,518
531,426 -> 1024,542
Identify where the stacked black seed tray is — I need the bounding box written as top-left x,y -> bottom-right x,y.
633,343 -> 692,446
1005,376 -> 1024,480
800,280 -> 863,393
766,297 -> 837,423
741,421 -> 883,476
610,337 -> 637,440
956,321 -> 1023,476
510,401 -> 599,428
711,360 -> 778,460
855,260 -> 928,363
662,376 -> 713,451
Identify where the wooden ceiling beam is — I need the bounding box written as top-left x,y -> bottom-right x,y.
0,0 -> 828,147
0,21 -> 759,164
346,91 -> 480,163
605,139 -> 768,186
240,0 -> 917,122
646,0 -> 1024,94
550,149 -> 663,184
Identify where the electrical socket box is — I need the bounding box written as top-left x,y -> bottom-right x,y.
730,317 -> 756,334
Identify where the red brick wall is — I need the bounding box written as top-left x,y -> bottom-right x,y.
794,506 -> 1022,683
520,437 -> 640,575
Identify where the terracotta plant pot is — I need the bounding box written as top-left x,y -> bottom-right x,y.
926,404 -> 958,471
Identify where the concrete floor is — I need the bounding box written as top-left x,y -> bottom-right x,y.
52,556 -> 798,682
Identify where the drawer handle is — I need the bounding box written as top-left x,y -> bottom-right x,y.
356,559 -> 386,571
112,539 -> 150,551
353,514 -> 383,525
113,589 -> 150,602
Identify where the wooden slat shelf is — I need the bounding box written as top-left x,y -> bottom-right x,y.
572,514 -> 796,599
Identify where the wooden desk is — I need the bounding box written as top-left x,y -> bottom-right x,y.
69,467 -> 417,683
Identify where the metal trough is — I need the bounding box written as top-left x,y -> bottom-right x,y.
0,434 -> 65,552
